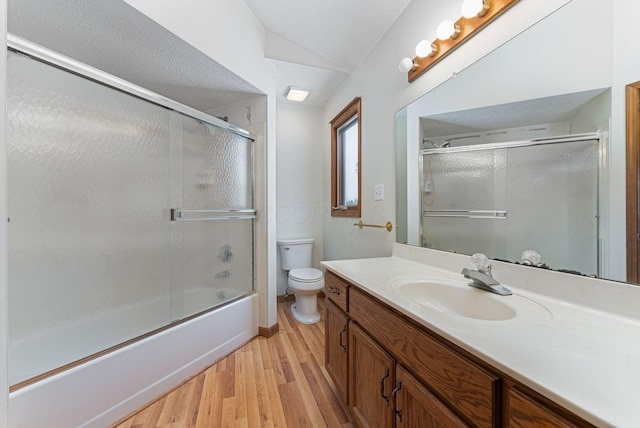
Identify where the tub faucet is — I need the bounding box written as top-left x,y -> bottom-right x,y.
461,253 -> 512,296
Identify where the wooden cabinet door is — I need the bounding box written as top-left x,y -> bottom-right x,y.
349,321 -> 395,428
395,365 -> 468,428
325,298 -> 349,403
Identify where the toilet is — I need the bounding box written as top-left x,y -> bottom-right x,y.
277,238 -> 324,324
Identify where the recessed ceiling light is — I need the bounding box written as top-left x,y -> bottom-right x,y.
285,86 -> 310,102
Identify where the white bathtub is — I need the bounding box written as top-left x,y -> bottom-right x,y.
8,293 -> 258,427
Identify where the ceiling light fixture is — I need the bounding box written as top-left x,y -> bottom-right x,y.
398,0 -> 520,83
285,86 -> 310,102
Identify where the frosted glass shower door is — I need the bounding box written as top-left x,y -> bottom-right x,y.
7,51 -> 172,385
505,140 -> 599,275
170,115 -> 255,320
422,149 -> 507,257
421,137 -> 599,274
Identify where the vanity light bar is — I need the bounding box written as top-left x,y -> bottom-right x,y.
406,0 -> 521,83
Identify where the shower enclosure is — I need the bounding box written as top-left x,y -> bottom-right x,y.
7,40 -> 255,388
421,134 -> 601,276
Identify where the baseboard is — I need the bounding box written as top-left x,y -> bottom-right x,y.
258,323 -> 280,338
277,294 -> 295,303
277,291 -> 325,303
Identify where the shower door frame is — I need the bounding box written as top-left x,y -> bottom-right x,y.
7,34 -> 251,140
6,33 -> 258,391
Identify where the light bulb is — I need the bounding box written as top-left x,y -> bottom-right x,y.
398,57 -> 416,73
436,20 -> 461,40
461,0 -> 490,18
415,40 -> 437,58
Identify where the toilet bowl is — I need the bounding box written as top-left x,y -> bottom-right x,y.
277,239 -> 324,324
288,267 -> 325,324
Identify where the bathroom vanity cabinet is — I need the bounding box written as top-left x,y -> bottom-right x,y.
323,271 -> 594,428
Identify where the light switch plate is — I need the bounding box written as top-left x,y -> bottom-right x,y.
374,184 -> 384,201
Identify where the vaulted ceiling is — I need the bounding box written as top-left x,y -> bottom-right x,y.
243,0 -> 413,106
7,0 -> 412,110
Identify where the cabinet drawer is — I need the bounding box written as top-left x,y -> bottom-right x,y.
325,271 -> 349,312
350,287 -> 499,428
506,387 -> 590,428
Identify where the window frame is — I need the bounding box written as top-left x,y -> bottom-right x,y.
330,97 -> 362,218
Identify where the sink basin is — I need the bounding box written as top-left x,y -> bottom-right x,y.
389,277 -> 551,322
398,281 -> 516,320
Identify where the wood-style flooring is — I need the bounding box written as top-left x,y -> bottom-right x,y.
113,298 -> 353,427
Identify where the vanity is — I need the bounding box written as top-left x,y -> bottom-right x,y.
322,244 -> 640,428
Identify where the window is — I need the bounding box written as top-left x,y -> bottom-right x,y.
331,97 -> 361,218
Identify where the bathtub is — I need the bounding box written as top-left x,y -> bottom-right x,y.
8,292 -> 258,427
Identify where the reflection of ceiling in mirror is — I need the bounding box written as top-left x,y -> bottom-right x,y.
8,0 -> 264,113
420,88 -> 608,137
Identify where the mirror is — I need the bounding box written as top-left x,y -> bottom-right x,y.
395,1 -> 630,283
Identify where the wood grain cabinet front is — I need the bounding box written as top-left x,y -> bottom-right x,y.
349,287 -> 499,428
349,321 -> 395,428
505,386 -> 595,428
325,298 -> 349,403
325,271 -> 349,311
395,364 -> 468,428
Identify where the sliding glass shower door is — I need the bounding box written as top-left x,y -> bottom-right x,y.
421,137 -> 599,275
7,48 -> 255,387
170,116 -> 255,319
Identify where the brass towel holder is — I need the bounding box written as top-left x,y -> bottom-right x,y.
353,220 -> 393,232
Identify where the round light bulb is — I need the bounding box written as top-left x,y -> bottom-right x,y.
398,57 -> 415,73
461,0 -> 490,18
436,20 -> 459,40
415,40 -> 437,58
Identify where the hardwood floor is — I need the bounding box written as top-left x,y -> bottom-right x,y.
113,298 -> 353,427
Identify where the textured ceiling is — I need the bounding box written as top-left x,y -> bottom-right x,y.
8,0 -> 414,110
8,0 -> 263,113
420,89 -> 609,137
244,0 -> 413,72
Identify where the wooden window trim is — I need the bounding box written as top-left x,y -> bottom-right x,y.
626,81 -> 640,283
330,97 -> 362,218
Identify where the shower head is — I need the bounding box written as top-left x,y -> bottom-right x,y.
423,138 -> 451,148
422,138 -> 438,148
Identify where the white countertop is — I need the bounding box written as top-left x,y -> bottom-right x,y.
321,248 -> 640,428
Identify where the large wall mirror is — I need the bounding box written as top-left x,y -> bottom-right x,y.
395,0 -> 633,284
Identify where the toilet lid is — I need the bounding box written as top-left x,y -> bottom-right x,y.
289,268 -> 323,283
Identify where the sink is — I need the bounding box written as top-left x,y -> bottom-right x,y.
389,277 -> 551,322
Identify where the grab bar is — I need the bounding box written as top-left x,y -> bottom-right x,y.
170,208 -> 257,222
423,209 -> 507,219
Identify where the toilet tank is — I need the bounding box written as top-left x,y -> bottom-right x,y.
277,238 -> 314,270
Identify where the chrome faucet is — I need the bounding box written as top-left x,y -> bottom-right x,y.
461,253 -> 512,296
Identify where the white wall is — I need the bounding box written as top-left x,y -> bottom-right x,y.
275,103 -> 324,295
123,0 -> 279,329
321,0 -> 633,267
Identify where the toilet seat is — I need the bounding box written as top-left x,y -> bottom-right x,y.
288,268 -> 323,283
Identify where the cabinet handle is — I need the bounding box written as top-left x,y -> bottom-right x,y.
380,367 -> 390,407
392,379 -> 403,422
327,286 -> 340,295
339,325 -> 347,353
